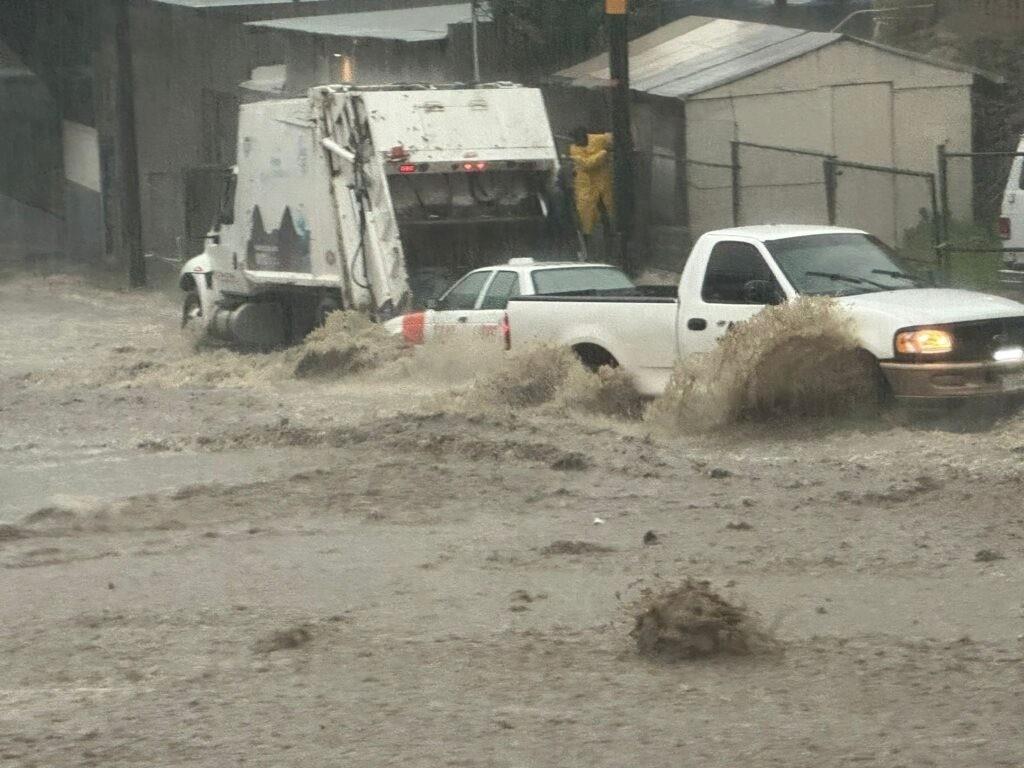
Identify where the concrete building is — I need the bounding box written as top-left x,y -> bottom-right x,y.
549,16 -> 993,270
246,3 -> 494,96
2,0 -> 454,271
0,15 -> 78,263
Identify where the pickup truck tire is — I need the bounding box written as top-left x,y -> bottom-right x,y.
745,344 -> 887,418
573,343 -> 618,372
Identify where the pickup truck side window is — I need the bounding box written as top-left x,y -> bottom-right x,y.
480,271 -> 520,310
437,271 -> 490,311
701,242 -> 778,304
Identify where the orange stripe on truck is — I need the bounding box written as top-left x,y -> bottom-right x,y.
402,311 -> 426,345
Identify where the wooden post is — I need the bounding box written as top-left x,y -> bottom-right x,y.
95,0 -> 145,287
607,0 -> 634,274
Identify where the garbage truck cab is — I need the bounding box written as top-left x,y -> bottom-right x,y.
179,82 -> 569,348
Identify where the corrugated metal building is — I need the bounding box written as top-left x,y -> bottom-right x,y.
0,40 -> 63,262
246,3 -> 493,94
549,16 -> 992,270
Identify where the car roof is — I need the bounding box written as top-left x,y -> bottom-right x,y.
472,261 -> 615,272
707,224 -> 866,241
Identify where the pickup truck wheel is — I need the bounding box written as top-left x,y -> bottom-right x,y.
573,344 -> 617,372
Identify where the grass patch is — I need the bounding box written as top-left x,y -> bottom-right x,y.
900,219 -> 1002,290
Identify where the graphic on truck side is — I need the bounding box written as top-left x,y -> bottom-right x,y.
245,205 -> 311,273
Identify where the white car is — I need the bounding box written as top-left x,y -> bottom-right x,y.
384,258 -> 636,344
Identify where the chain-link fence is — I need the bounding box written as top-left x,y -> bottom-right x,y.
825,158 -> 939,272
730,141 -> 832,230
937,146 -> 1024,290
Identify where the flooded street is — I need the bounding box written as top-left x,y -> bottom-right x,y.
2,273 -> 1024,767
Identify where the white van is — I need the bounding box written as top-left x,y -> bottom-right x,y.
999,135 -> 1024,284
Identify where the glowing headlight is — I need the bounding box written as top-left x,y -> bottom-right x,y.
994,346 -> 1024,363
895,329 -> 954,355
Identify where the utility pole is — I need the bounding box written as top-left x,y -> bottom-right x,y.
606,0 -> 634,273
95,0 -> 145,287
471,0 -> 481,82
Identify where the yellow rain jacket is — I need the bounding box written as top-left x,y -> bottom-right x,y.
569,132 -> 613,235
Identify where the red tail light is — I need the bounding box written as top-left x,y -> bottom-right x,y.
398,164 -> 417,174
462,161 -> 487,172
500,312 -> 510,350
999,216 -> 1011,240
401,311 -> 426,345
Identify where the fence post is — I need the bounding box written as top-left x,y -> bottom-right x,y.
823,159 -> 837,225
926,172 -> 947,282
730,141 -> 741,227
936,143 -> 951,244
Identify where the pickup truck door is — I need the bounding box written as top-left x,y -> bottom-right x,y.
681,240 -> 784,356
475,270 -> 521,342
431,270 -> 492,338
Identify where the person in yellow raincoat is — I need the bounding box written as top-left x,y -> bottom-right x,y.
569,127 -> 613,236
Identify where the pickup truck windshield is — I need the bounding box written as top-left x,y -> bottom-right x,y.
767,233 -> 920,296
531,267 -> 634,294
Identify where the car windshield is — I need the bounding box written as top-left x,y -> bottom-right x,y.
767,233 -> 921,296
531,266 -> 634,294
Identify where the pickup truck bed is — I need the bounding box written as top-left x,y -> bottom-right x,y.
509,289 -> 679,393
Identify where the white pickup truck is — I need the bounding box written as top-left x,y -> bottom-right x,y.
505,225 -> 1024,400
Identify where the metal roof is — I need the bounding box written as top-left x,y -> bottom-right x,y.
554,16 -> 994,99
556,17 -> 839,98
153,0 -> 331,8
246,3 -> 477,41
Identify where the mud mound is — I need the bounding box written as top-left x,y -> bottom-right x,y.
253,625 -> 312,654
541,540 -> 616,556
647,298 -> 877,432
292,311 -> 408,379
631,579 -> 771,660
22,505 -> 81,528
0,524 -> 29,541
558,364 -> 645,420
468,345 -> 575,408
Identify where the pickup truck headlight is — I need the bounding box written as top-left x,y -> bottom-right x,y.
895,329 -> 954,355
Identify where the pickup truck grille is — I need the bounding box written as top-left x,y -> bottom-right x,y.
912,317 -> 1024,362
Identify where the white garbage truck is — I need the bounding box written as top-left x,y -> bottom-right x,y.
178,82 -> 570,347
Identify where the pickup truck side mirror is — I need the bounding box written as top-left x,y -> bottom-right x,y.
742,280 -> 782,305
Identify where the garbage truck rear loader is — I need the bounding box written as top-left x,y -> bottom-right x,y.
179,83 -> 568,348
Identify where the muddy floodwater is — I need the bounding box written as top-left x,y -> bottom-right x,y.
2,272 -> 1024,767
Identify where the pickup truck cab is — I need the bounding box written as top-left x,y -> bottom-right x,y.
507,225 -> 1024,400
384,258 -> 634,344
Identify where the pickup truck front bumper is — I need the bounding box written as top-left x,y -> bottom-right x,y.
880,360 -> 1024,399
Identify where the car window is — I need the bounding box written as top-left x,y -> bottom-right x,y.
767,233 -> 917,296
437,271 -> 490,311
531,267 -> 633,294
480,271 -> 520,310
701,241 -> 778,304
